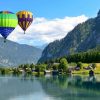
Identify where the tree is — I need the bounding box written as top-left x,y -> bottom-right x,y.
30,63 -> 35,70
35,64 -> 46,72
77,62 -> 82,69
40,64 -> 46,71
92,63 -> 96,69
58,58 -> 68,72
35,65 -> 40,72
18,64 -> 24,68
52,64 -> 59,70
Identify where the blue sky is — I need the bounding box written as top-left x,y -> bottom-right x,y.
0,0 -> 100,18
0,0 -> 100,47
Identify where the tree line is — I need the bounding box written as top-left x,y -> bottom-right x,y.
44,50 -> 100,64
67,51 -> 100,63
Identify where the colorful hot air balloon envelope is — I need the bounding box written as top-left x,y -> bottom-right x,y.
0,11 -> 18,42
16,11 -> 33,34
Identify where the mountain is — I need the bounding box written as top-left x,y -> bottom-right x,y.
0,38 -> 42,67
38,10 -> 100,63
36,44 -> 48,50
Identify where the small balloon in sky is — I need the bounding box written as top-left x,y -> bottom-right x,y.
16,10 -> 33,34
0,11 -> 18,42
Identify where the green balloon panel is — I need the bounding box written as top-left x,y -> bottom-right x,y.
0,13 -> 18,28
0,14 -> 17,19
0,19 -> 18,27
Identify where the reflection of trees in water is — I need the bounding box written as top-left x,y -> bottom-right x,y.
38,75 -> 70,100
39,75 -> 100,100
40,75 -> 69,89
68,75 -> 100,91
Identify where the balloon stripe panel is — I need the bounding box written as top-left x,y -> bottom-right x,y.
18,22 -> 23,29
26,21 -> 30,29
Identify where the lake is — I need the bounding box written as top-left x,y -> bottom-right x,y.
0,74 -> 100,100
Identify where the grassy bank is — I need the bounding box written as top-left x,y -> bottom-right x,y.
72,63 -> 100,74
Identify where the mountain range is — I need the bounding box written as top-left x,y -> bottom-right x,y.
0,38 -> 42,67
38,10 -> 100,63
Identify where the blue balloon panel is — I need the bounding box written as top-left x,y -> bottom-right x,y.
0,27 -> 15,39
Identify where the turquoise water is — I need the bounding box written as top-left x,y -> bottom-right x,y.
0,75 -> 100,100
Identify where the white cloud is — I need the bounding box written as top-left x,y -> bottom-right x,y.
7,15 -> 88,46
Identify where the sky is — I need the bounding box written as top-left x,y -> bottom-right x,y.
0,0 -> 100,47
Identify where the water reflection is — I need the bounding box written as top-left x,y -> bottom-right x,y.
0,75 -> 100,100
40,75 -> 100,100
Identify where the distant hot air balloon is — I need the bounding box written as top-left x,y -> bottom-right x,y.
0,11 -> 18,42
16,10 -> 33,34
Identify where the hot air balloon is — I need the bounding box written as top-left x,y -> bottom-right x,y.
16,11 -> 33,34
0,11 -> 18,42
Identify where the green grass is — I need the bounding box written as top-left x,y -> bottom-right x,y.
82,63 -> 89,67
32,72 -> 44,76
72,63 -> 100,74
68,63 -> 77,67
94,63 -> 100,74
72,69 -> 89,74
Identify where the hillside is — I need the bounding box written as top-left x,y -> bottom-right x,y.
38,10 -> 100,63
0,38 -> 42,67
